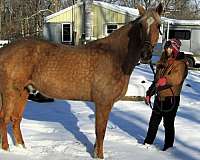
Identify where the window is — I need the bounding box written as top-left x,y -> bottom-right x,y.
62,23 -> 72,42
106,24 -> 118,35
165,30 -> 191,40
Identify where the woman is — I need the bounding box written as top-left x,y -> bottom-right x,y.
144,38 -> 188,151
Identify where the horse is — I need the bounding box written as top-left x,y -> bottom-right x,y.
0,3 -> 162,159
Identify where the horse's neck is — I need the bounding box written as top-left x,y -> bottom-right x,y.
122,22 -> 144,75
86,22 -> 143,75
104,25 -> 131,54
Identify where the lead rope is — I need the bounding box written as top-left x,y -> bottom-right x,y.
149,61 -> 176,113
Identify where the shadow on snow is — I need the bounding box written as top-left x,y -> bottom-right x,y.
21,100 -> 94,157
8,99 -> 199,160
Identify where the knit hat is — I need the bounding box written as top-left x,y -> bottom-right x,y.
170,38 -> 181,57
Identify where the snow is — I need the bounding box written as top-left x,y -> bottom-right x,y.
0,64 -> 200,160
93,1 -> 139,16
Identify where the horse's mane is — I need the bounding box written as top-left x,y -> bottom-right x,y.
84,16 -> 143,56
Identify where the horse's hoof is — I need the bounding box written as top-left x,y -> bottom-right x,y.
0,135 -> 9,151
94,157 -> 104,160
0,145 -> 10,151
16,144 -> 26,149
1,148 -> 10,152
93,151 -> 104,159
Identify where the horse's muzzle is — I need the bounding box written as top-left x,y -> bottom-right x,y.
140,58 -> 151,64
140,41 -> 154,64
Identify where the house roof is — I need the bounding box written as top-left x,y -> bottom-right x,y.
44,3 -> 82,22
44,1 -> 139,22
93,1 -> 139,16
162,18 -> 200,26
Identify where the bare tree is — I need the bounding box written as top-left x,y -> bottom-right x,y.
0,0 -> 61,41
162,0 -> 200,19
0,0 -> 2,39
1,0 -> 200,41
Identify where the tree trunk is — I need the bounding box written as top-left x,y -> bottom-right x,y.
84,0 -> 93,41
0,0 -> 2,39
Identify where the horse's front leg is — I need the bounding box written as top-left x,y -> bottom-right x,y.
12,89 -> 29,148
94,102 -> 113,159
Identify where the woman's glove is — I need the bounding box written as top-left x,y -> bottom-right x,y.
156,77 -> 167,87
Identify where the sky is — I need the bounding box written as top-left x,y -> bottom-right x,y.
0,64 -> 199,160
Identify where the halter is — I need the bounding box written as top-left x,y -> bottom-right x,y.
134,13 -> 161,61
141,21 -> 161,57
159,27 -> 163,35
144,24 -> 163,51
144,40 -> 154,51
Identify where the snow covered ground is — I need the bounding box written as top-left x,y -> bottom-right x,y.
0,64 -> 199,160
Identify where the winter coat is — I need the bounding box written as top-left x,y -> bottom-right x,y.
147,52 -> 188,100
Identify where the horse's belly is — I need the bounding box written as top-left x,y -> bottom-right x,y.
35,80 -> 91,100
32,68 -> 92,100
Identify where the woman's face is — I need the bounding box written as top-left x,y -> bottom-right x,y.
165,47 -> 173,57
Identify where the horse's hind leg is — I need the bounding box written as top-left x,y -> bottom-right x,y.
0,117 -> 9,150
0,89 -> 20,150
94,102 -> 113,159
11,89 -> 29,148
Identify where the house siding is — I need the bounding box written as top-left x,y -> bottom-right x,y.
43,2 -> 137,44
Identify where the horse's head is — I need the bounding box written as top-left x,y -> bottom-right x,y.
136,3 -> 163,63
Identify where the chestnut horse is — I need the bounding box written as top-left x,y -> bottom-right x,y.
0,4 -> 162,159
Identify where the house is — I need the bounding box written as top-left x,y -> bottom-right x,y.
43,1 -> 139,45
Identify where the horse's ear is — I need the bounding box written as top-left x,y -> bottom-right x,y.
156,3 -> 163,16
136,4 -> 146,16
